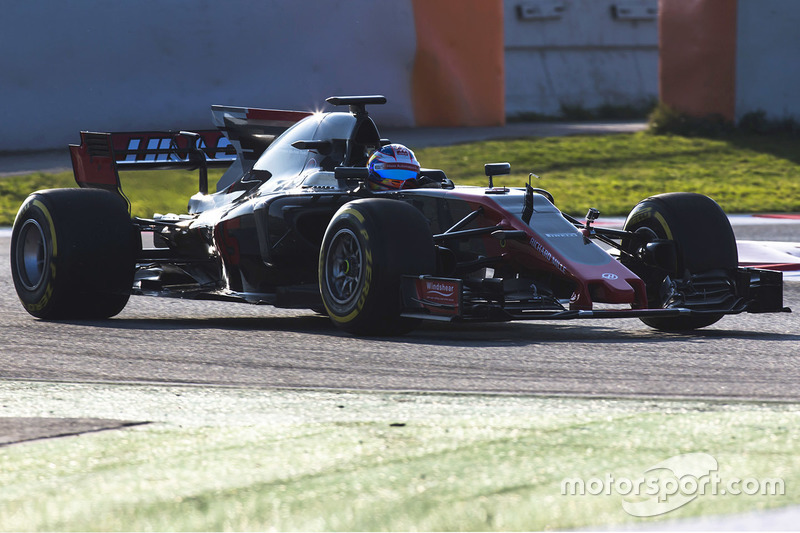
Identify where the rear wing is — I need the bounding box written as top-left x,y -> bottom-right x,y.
69,130 -> 235,203
69,105 -> 312,204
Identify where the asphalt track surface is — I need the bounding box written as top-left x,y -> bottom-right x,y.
2,225 -> 798,402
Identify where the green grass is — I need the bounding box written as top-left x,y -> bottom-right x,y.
0,169 -> 224,226
1,132 -> 798,226
0,171 -> 76,224
414,132 -> 800,216
0,381 -> 798,531
120,169 -> 225,218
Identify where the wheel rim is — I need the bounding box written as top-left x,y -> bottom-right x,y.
325,228 -> 364,306
632,226 -> 658,256
16,219 -> 49,291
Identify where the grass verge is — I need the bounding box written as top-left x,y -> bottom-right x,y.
0,169 -> 224,227
1,132 -> 798,226
0,381 -> 798,531
414,132 -> 800,216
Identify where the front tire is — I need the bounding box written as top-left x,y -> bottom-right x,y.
623,192 -> 737,331
319,199 -> 435,336
10,189 -> 138,319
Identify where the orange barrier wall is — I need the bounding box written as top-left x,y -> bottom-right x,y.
659,0 -> 738,121
411,0 -> 505,127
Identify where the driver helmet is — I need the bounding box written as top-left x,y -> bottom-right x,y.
367,144 -> 420,190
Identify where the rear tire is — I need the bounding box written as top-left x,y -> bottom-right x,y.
319,199 -> 435,336
622,192 -> 737,331
10,189 -> 138,319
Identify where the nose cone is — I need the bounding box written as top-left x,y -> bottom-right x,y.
570,263 -> 648,310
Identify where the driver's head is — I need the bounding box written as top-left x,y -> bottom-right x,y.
367,144 -> 420,190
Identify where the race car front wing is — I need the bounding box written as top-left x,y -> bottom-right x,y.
399,267 -> 789,323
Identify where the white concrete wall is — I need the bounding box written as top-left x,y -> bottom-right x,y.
2,0 -> 669,151
0,0 -> 416,151
735,0 -> 800,121
504,0 -> 658,117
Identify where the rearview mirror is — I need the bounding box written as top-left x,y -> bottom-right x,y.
334,166 -> 370,180
485,162 -> 511,189
484,162 -> 511,176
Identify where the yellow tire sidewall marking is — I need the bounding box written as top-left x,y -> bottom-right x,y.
653,211 -> 674,240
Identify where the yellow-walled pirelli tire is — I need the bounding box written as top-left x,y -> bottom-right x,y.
10,189 -> 139,319
319,198 -> 436,336
622,192 -> 738,331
